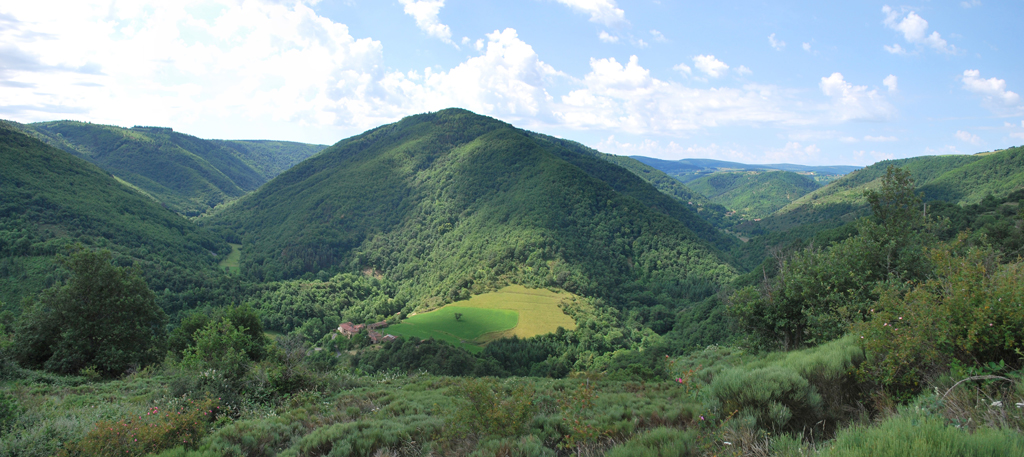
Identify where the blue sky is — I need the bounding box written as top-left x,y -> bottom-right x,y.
1,0 -> 1022,165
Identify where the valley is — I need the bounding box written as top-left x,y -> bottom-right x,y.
0,111 -> 1022,456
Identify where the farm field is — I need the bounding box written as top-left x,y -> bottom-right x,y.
385,285 -> 576,352
217,243 -> 242,275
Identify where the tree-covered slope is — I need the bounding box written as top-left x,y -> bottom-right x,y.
10,121 -> 325,216
0,123 -> 227,307
536,138 -> 734,229
687,171 -> 820,219
209,109 -> 737,308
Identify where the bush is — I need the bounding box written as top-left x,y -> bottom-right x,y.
59,397 -> 221,457
854,238 -> 1024,394
709,366 -> 822,432
604,427 -> 697,457
821,407 -> 1024,457
449,377 -> 537,439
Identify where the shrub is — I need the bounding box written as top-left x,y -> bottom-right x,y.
449,377 -> 537,439
604,427 -> 697,457
59,397 -> 221,457
854,238 -> 1024,395
709,366 -> 822,432
821,407 -> 1024,457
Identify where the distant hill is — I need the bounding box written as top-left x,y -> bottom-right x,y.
208,109 -> 738,309
9,121 -> 325,216
731,147 -> 1024,262
548,143 -> 733,228
687,171 -> 821,220
0,123 -> 227,307
631,156 -> 859,184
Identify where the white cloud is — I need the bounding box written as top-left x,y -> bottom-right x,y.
461,36 -> 470,45
962,70 -> 1020,105
398,0 -> 454,45
819,73 -> 895,121
0,1 -> 918,149
883,74 -> 898,92
693,55 -> 729,78
555,0 -> 626,26
884,43 -> 907,55
634,39 -> 649,48
557,56 -> 812,135
737,65 -> 752,76
882,6 -> 955,54
768,33 -> 785,51
864,135 -> 898,142
961,0 -> 981,8
802,42 -> 811,51
650,30 -> 667,42
1009,121 -> 1024,140
840,137 -> 859,143
598,31 -> 619,43
764,142 -> 821,163
954,130 -> 982,144
853,150 -> 896,163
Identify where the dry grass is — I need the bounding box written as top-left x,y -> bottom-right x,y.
459,285 -> 576,343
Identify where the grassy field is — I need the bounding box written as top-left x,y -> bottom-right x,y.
386,285 -> 576,352
217,243 -> 242,275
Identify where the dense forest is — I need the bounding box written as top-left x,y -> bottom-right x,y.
6,120 -> 325,217
0,112 -> 1022,456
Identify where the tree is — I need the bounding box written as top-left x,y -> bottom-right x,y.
15,248 -> 167,376
455,312 -> 463,321
729,165 -> 929,349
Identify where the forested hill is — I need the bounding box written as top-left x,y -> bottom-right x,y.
208,108 -> 737,309
0,123 -> 228,307
687,170 -> 821,220
9,120 -> 326,216
531,135 -> 734,230
742,147 -> 1024,235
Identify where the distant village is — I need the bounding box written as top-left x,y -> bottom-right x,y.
336,320 -> 397,344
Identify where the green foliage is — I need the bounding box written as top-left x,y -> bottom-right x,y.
208,109 -> 735,313
604,427 -> 697,457
15,121 -> 325,217
14,248 -> 167,377
59,397 -> 221,457
169,304 -> 268,361
709,366 -> 822,431
821,407 -> 1024,457
729,166 -> 931,349
181,318 -> 257,382
854,238 -> 1024,393
0,123 -> 229,306
448,378 -> 537,439
688,171 -> 820,220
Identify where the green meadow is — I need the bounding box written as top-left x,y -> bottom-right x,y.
385,285 -> 575,352
217,243 -> 242,275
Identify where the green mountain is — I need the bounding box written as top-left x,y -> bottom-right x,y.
0,122 -> 228,307
209,109 -> 737,308
727,147 -> 1024,269
632,156 -> 859,184
10,121 -> 325,216
555,144 -> 733,228
687,171 -> 821,220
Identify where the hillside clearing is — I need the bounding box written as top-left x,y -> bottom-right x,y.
386,285 -> 576,352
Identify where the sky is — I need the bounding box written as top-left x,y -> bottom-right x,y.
2,1 -> 1022,166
